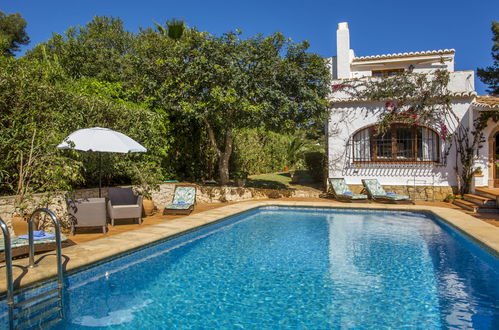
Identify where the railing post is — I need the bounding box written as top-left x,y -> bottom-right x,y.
0,217 -> 14,330
27,208 -> 64,285
28,218 -> 36,268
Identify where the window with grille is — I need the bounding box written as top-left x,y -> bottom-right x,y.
352,124 -> 440,163
371,68 -> 404,77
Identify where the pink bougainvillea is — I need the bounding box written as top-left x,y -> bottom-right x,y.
439,121 -> 448,139
385,101 -> 396,109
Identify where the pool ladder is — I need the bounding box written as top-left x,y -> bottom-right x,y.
1,208 -> 65,329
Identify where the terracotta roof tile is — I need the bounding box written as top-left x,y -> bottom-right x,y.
473,95 -> 499,109
352,49 -> 455,62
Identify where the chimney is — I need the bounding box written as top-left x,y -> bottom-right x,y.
336,22 -> 351,79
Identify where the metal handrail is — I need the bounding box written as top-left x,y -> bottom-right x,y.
0,217 -> 14,330
27,208 -> 64,287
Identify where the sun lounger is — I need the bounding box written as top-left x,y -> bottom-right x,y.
0,233 -> 70,262
163,185 -> 196,215
328,178 -> 369,202
361,179 -> 412,204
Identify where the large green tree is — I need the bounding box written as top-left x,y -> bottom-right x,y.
133,29 -> 330,184
478,21 -> 499,95
27,16 -> 134,82
0,11 -> 30,56
26,17 -> 330,184
193,32 -> 330,184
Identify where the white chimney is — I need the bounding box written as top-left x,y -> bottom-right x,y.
336,22 -> 351,79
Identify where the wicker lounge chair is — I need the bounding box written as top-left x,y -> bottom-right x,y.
361,179 -> 412,204
328,178 -> 369,202
163,185 -> 196,215
107,187 -> 143,225
67,197 -> 107,234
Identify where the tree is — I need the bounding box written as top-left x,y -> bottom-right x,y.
286,136 -> 307,171
27,16 -> 134,81
27,17 -> 330,184
158,31 -> 330,184
155,19 -> 186,41
478,21 -> 499,95
0,11 -> 29,56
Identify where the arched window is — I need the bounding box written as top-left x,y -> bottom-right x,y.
352,124 -> 440,163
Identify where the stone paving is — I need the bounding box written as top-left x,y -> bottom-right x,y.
1,199 -> 498,295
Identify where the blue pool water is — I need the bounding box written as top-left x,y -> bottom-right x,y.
2,207 -> 499,329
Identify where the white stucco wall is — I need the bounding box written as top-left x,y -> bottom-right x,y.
336,22 -> 352,79
331,71 -> 475,101
327,100 -> 474,187
333,21 -> 456,81
328,21 -> 482,189
474,115 -> 499,187
350,57 -> 455,79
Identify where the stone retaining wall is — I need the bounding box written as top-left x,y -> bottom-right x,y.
0,182 -> 454,235
346,185 -> 456,201
0,184 -> 320,235
196,185 -> 320,203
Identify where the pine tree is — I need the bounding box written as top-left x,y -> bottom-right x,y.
0,11 -> 30,56
478,21 -> 499,95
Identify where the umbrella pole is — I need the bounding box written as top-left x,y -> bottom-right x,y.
99,153 -> 102,198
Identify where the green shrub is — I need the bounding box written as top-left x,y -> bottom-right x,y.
304,152 -> 325,182
231,128 -> 292,175
0,57 -> 168,197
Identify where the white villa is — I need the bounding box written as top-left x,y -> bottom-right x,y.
327,22 -> 499,205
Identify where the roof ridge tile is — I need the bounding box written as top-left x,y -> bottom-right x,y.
353,49 -> 455,61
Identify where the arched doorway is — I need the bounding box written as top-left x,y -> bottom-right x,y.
489,128 -> 499,187
495,132 -> 499,187
487,125 -> 499,188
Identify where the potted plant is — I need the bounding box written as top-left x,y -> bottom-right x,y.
474,167 -> 483,176
12,133 -> 40,235
139,189 -> 155,216
444,194 -> 456,203
133,179 -> 156,216
132,164 -> 160,216
12,194 -> 32,236
471,166 -> 484,191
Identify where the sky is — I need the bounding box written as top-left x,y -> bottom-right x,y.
3,0 -> 498,94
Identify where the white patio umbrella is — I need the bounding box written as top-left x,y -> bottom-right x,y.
57,127 -> 147,197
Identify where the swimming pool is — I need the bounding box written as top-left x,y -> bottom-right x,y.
1,206 -> 498,328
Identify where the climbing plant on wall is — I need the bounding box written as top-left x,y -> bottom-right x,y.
332,69 -> 485,194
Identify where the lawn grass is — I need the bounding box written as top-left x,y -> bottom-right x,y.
246,170 -> 320,190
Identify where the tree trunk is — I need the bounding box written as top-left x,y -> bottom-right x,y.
218,132 -> 233,185
203,117 -> 234,185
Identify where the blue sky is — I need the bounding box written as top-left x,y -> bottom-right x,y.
3,0 -> 498,94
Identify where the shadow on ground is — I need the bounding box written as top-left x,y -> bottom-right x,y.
248,170 -> 322,191
245,179 -> 290,190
